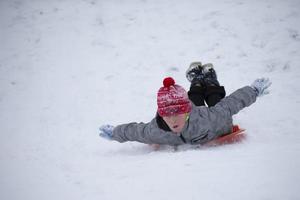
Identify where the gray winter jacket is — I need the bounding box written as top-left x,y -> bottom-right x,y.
112,86 -> 257,145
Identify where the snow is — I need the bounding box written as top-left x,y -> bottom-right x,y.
0,0 -> 300,199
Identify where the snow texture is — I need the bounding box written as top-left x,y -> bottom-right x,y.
0,0 -> 300,200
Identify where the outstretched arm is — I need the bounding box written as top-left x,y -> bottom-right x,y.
99,119 -> 184,145
210,78 -> 272,121
99,122 -> 154,144
211,86 -> 257,117
111,122 -> 154,143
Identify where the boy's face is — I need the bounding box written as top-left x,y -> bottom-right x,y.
162,113 -> 188,133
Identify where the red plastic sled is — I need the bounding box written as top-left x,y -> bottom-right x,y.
149,125 -> 246,150
204,125 -> 246,147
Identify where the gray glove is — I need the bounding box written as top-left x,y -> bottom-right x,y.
251,78 -> 272,97
99,124 -> 114,140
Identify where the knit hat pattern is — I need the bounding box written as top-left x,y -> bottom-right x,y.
157,77 -> 192,117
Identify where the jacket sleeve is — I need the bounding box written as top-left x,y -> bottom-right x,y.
111,122 -> 154,144
190,86 -> 257,139
111,119 -> 184,145
210,86 -> 257,119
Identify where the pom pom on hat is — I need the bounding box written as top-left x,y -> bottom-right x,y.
157,77 -> 192,117
163,77 -> 175,87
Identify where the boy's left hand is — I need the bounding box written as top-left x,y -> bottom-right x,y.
99,124 -> 114,140
251,78 -> 272,97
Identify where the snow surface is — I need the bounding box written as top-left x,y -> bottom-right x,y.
1,0 -> 300,200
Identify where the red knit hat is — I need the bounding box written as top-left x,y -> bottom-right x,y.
157,77 -> 192,117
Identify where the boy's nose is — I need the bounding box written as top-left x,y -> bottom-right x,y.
170,116 -> 177,123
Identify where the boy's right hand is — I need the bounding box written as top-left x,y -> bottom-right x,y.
99,124 -> 114,140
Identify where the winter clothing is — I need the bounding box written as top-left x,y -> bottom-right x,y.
186,62 -> 220,87
188,85 -> 226,107
99,60 -> 272,146
251,78 -> 272,97
157,77 -> 192,117
99,125 -> 114,140
156,85 -> 226,132
186,61 -> 203,82
201,63 -> 220,86
111,86 -> 257,145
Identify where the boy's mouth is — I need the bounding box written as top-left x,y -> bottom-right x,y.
173,125 -> 179,129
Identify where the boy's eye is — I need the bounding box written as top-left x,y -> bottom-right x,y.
164,116 -> 174,121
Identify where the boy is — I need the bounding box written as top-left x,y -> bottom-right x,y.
99,62 -> 271,146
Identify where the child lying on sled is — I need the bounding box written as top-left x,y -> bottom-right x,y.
99,62 -> 272,146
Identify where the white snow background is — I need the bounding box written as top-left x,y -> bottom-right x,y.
1,0 -> 300,199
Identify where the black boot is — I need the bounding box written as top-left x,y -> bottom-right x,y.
202,63 -> 220,86
186,62 -> 206,87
